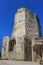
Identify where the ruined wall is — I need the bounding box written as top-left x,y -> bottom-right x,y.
8,38 -> 16,60
1,36 -> 9,59
32,38 -> 43,62
1,37 -> 17,60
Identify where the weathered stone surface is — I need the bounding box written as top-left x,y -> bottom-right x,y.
31,38 -> 43,61
1,36 -> 9,59
12,7 -> 42,38
0,60 -> 40,65
1,7 -> 43,62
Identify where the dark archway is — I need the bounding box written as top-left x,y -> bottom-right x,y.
8,39 -> 16,52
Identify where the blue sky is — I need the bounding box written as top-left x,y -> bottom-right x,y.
0,0 -> 43,52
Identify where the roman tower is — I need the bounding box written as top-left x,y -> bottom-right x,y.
1,7 -> 42,61
12,7 -> 42,60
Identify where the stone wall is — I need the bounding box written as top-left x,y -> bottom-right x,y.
12,8 -> 25,37
1,36 -> 9,59
25,10 -> 40,37
24,37 -> 32,61
15,36 -> 24,60
32,38 -> 43,61
8,38 -> 16,60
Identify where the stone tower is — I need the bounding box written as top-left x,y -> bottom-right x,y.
1,7 -> 43,61
12,7 -> 42,38
12,7 -> 42,60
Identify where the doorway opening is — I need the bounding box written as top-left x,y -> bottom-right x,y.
8,39 -> 16,52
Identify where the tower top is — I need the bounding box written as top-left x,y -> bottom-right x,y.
17,7 -> 31,12
12,6 -> 42,37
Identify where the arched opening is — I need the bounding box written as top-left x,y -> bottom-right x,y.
8,39 -> 16,52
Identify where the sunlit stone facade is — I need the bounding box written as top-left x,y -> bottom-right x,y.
1,7 -> 43,62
